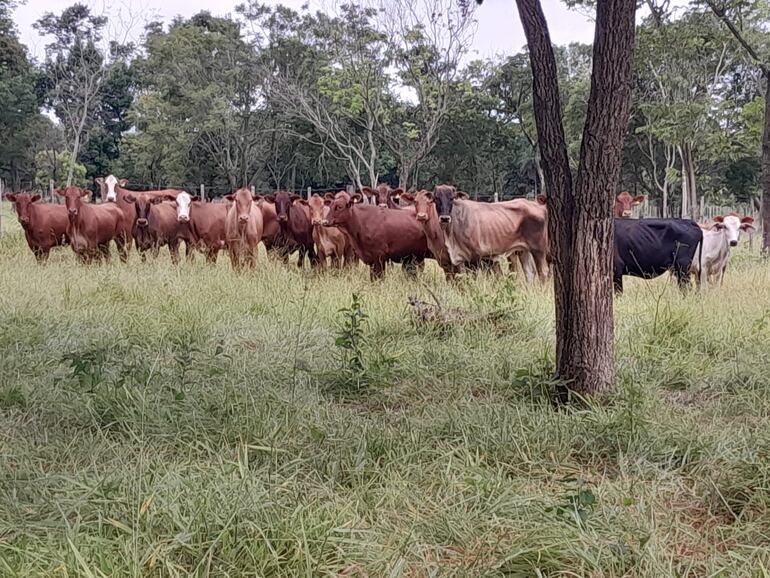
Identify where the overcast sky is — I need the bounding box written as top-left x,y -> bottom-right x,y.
13,0 -> 596,61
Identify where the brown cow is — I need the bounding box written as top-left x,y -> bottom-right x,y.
423,185 -> 548,281
55,187 -> 128,263
224,188 -> 263,270
323,192 -> 430,280
362,184 -> 405,209
4,192 -> 69,262
614,191 -> 645,218
263,191 -> 317,268
298,194 -> 355,268
259,199 -> 302,262
170,191 -> 228,263
124,193 -> 194,264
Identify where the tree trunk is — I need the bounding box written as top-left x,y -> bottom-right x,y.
762,72 -> 770,253
515,0 -> 636,398
678,142 -> 698,220
535,149 -> 546,194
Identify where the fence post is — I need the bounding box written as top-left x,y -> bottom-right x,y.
50,179 -> 55,203
200,184 -> 206,202
307,186 -> 312,201
493,192 -> 499,203
250,186 -> 256,195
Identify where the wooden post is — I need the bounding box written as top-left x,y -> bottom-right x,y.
493,192 -> 499,203
200,184 -> 206,202
307,186 -> 312,201
699,196 -> 705,222
49,179 -> 55,203
250,186 -> 256,195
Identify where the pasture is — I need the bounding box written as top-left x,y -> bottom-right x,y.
2,205 -> 770,576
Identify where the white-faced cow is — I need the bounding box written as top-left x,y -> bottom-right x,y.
692,213 -> 755,286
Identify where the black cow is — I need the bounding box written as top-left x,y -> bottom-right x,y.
614,219 -> 703,293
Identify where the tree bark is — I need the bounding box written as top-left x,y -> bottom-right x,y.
762,73 -> 770,253
515,0 -> 636,398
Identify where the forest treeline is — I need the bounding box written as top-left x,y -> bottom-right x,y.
0,0 -> 767,214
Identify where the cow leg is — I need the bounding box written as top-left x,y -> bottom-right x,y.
316,247 -> 328,270
517,252 -> 536,283
116,238 -> 129,263
308,246 -> 320,269
402,257 -> 419,279
99,244 -> 111,263
531,250 -> 549,282
614,275 -> 624,294
370,261 -> 385,281
169,241 -> 180,265
675,268 -> 692,292
151,244 -> 161,260
33,248 -> 46,264
184,241 -> 195,263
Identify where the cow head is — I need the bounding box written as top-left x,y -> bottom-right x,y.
225,188 -> 256,229
614,191 -> 645,218
361,184 -> 404,209
433,185 -> 468,226
304,193 -> 330,226
4,192 -> 41,227
124,193 -> 169,227
172,191 -> 200,223
712,214 -> 755,247
400,190 -> 435,223
95,175 -> 128,203
324,191 -> 362,227
55,187 -> 91,221
263,191 -> 302,225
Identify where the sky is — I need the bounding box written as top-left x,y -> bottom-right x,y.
13,0 -> 597,61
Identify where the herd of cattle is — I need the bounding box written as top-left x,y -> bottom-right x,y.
3,176 -> 756,292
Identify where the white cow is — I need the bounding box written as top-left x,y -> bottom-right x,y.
693,213 -> 755,286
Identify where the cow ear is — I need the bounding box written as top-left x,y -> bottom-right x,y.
361,186 -> 374,196
252,194 -> 262,202
263,195 -> 275,204
400,193 -> 415,203
95,177 -> 104,186
536,194 -> 547,205
423,191 -> 435,202
4,193 -> 17,202
191,195 -> 200,202
741,216 -> 754,225
225,194 -> 235,202
711,221 -> 726,230
712,215 -> 724,223
633,195 -> 646,205
290,194 -> 302,203
31,194 -> 41,203
323,198 -> 332,206
740,222 -> 756,231
324,193 -> 336,201
54,189 -> 64,197
150,196 -> 165,204
81,190 -> 92,200
125,194 -> 136,203
391,187 -> 404,197
350,193 -> 363,205
296,198 -> 309,206
118,179 -> 128,187
456,191 -> 470,200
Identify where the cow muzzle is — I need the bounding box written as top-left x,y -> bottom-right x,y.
439,215 -> 452,225
730,240 -> 738,247
239,215 -> 250,224
20,217 -> 30,225
322,219 -> 331,227
622,211 -> 632,218
416,212 -> 428,222
137,218 -> 149,227
68,209 -> 78,217
378,203 -> 388,209
278,215 -> 288,222
178,215 -> 190,223
106,194 -> 117,203
312,218 -> 322,226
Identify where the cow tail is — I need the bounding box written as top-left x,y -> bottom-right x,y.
696,228 -> 704,290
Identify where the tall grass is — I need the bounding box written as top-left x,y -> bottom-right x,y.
2,205 -> 770,576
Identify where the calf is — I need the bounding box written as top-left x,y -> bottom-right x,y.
263,191 -> 317,268
299,194 -> 355,268
171,192 -> 228,263
260,200 -> 301,262
692,213 -> 754,286
224,188 -> 263,270
614,218 -> 703,293
362,184 -> 405,209
4,192 -> 69,262
124,193 -> 194,264
425,185 -> 549,281
55,187 -> 128,263
324,192 -> 430,280
614,191 -> 646,219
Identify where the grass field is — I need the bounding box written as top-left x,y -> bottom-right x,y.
2,204 -> 770,577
